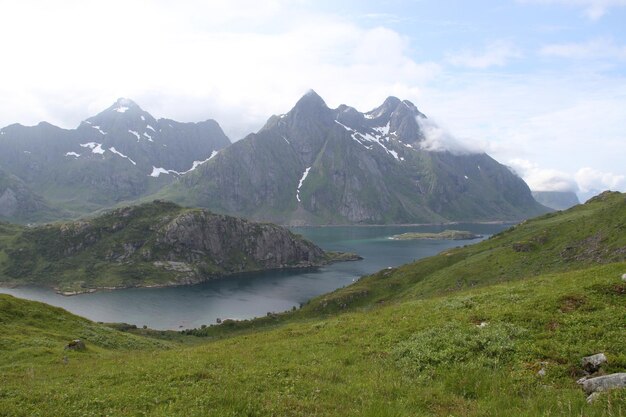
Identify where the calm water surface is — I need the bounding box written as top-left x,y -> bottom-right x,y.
0,224 -> 511,330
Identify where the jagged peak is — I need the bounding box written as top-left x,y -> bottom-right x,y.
294,89 -> 328,110
110,97 -> 140,113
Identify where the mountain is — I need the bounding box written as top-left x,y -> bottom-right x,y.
0,200 -> 356,294
0,99 -> 230,220
2,192 -> 624,416
532,190 -> 580,210
159,91 -> 549,225
0,167 -> 62,223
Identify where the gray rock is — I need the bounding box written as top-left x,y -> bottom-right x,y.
586,392 -> 601,404
537,368 -> 546,377
581,353 -> 607,373
580,373 -> 626,395
64,339 -> 86,351
622,273 -> 626,282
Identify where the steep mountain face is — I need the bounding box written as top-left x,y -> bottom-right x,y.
162,91 -> 549,225
0,99 -> 230,218
0,168 -> 62,223
0,201 -> 351,294
532,191 -> 580,210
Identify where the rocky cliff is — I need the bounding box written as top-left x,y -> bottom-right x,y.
0,201 -> 351,293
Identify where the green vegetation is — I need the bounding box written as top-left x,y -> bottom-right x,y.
0,191 -> 624,416
0,200 -> 339,293
389,229 -> 482,240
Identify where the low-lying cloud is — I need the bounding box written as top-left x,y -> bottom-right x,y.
575,167 -> 625,193
416,116 -> 483,155
508,159 -> 578,192
508,159 -> 626,195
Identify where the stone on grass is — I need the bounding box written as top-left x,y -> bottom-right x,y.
64,339 -> 86,351
580,373 -> 626,395
581,353 -> 607,373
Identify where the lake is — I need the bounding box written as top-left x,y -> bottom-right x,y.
0,223 -> 511,330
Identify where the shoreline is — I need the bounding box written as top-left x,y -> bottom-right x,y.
0,253 -> 362,297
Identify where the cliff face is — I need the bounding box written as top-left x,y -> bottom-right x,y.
0,201 -> 335,293
155,210 -> 325,269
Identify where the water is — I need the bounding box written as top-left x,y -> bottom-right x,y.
0,223 -> 510,330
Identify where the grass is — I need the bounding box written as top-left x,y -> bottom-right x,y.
0,263 -> 624,416
0,191 -> 624,416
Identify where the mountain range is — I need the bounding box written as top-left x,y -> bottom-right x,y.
0,98 -> 230,220
1,92 -> 549,225
159,90 -> 549,224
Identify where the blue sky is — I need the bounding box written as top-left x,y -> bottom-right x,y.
0,0 -> 624,198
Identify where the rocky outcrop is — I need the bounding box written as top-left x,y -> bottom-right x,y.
0,201 -> 348,293
156,210 -> 324,269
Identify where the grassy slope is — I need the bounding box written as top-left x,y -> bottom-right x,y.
302,191 -> 625,313
0,192 -> 625,416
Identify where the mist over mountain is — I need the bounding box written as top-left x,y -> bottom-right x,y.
158,91 -> 549,225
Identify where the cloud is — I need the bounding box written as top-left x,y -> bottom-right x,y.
446,41 -> 522,69
0,1 -> 440,140
540,38 -> 626,60
575,167 -> 625,192
416,117 -> 483,155
508,159 -> 578,192
518,0 -> 626,20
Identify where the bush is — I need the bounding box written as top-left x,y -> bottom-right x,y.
392,321 -> 527,378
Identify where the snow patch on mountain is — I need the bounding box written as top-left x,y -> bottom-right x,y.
335,120 -> 400,160
182,151 -> 219,174
150,167 -> 180,178
65,152 -> 80,157
80,142 -> 105,154
140,115 -> 145,121
146,125 -> 156,132
128,130 -> 141,141
115,106 -> 129,113
92,125 -> 107,135
109,147 -> 137,165
143,132 -> 153,142
296,167 -> 311,202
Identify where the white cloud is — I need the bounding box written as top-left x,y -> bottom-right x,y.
518,0 -> 626,20
508,159 -> 579,192
416,117 -> 483,155
446,41 -> 522,69
0,1 -> 440,140
575,167 -> 625,192
540,38 -> 626,60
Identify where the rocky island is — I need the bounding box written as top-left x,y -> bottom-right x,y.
0,200 -> 360,294
389,229 -> 482,240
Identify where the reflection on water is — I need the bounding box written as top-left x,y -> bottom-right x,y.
0,223 -> 511,330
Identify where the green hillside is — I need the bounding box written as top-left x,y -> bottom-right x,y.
0,201 -> 348,294
0,191 -> 624,416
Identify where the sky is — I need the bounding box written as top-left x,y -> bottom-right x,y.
0,0 -> 624,199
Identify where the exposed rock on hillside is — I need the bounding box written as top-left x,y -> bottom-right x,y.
0,201 -> 354,293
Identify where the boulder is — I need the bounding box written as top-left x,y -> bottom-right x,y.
64,339 -> 86,351
622,273 -> 626,282
580,373 -> 626,395
581,353 -> 607,373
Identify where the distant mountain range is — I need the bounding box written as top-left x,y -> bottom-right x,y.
1,92 -> 550,225
158,91 -> 549,224
0,98 -> 230,221
532,191 -> 580,211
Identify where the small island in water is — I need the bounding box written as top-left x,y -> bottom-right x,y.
389,229 -> 483,241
